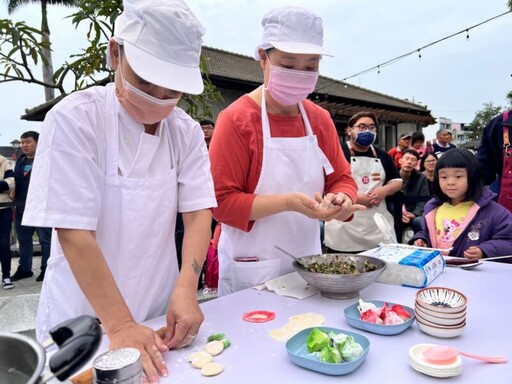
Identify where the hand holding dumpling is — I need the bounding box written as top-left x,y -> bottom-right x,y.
317,192 -> 365,222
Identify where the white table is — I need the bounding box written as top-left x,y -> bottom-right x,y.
93,262 -> 512,383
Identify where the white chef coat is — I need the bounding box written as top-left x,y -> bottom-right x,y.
23,83 -> 216,342
217,91 -> 334,296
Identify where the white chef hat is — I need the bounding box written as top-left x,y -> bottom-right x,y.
254,6 -> 332,60
113,0 -> 205,94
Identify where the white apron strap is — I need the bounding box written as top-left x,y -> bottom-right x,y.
261,91 -> 333,175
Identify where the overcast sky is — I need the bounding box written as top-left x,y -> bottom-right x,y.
0,0 -> 511,145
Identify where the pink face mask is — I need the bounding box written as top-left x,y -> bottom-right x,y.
116,56 -> 179,125
265,60 -> 319,106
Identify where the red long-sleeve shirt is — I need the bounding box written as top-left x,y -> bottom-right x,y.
209,95 -> 357,232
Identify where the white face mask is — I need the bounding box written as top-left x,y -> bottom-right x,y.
116,54 -> 180,124
264,58 -> 319,106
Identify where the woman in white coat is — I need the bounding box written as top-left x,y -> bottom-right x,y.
22,0 -> 216,382
209,6 -> 363,297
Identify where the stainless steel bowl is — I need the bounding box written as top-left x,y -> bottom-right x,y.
293,253 -> 386,299
0,332 -> 46,384
0,315 -> 102,384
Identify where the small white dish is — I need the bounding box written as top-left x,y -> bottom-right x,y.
414,302 -> 466,319
414,305 -> 466,327
416,287 -> 467,314
416,316 -> 465,338
415,311 -> 465,329
408,343 -> 463,378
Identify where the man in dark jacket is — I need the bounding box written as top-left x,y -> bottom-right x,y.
477,110 -> 512,212
432,129 -> 456,155
398,149 -> 429,233
10,131 -> 52,282
200,119 -> 215,148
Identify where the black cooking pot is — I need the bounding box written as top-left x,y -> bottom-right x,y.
0,315 -> 102,384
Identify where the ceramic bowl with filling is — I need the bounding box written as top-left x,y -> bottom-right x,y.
293,254 -> 386,300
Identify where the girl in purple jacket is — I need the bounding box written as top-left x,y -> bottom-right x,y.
410,148 -> 512,260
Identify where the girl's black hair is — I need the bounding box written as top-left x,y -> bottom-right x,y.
347,111 -> 379,127
419,152 -> 438,172
411,131 -> 425,146
433,148 -> 483,202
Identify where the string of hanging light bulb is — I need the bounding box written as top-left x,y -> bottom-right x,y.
341,10 -> 511,82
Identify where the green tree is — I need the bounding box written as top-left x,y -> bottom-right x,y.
468,102 -> 503,140
4,0 -> 79,101
0,0 -> 222,119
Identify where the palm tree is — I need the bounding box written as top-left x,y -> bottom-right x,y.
5,0 -> 78,101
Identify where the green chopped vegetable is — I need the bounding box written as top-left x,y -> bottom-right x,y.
339,336 -> 364,362
207,333 -> 225,342
319,345 -> 342,364
305,260 -> 378,274
306,328 -> 330,353
221,339 -> 231,349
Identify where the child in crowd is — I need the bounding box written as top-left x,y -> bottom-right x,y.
410,148 -> 512,260
411,131 -> 432,169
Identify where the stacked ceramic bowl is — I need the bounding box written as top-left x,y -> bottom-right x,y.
414,287 -> 467,338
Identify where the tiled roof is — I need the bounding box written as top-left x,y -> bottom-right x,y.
203,47 -> 263,85
202,46 -> 435,125
21,46 -> 435,125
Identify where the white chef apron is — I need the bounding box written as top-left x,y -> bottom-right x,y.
324,143 -> 396,252
36,86 -> 179,341
217,92 -> 334,296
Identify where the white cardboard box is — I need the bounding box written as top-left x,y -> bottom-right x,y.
361,246 -> 445,288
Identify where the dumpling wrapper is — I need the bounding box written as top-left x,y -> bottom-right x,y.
357,298 -> 377,315
204,340 -> 224,356
201,362 -> 224,376
188,351 -> 213,369
268,312 -> 325,342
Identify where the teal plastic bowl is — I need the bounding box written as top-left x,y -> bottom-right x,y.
285,326 -> 370,376
344,300 -> 415,335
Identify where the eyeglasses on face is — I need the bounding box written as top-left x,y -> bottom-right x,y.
425,160 -> 437,164
353,123 -> 377,132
